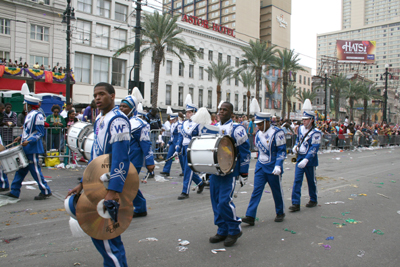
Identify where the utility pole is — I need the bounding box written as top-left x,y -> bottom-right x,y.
62,0 -> 75,104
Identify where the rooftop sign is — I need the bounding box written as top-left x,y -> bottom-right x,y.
181,14 -> 235,38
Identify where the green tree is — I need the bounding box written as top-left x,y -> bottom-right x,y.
270,49 -> 306,119
114,12 -> 197,108
238,40 -> 277,104
236,70 -> 255,117
286,82 -> 298,114
330,74 -> 348,120
342,80 -> 362,122
297,89 -> 317,104
359,82 -> 381,124
206,61 -> 234,107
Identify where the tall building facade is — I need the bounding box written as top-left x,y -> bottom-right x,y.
163,0 -> 291,50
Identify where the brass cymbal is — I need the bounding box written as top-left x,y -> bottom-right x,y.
0,144 -> 5,152
82,154 -> 139,205
76,193 -> 134,240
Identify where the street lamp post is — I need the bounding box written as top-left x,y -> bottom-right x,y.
128,0 -> 143,95
381,64 -> 392,123
62,0 -> 75,105
324,70 -> 331,121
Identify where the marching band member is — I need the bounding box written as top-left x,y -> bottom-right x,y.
289,99 -> 321,212
209,102 -> 250,247
119,88 -> 155,218
241,112 -> 287,225
0,135 -> 9,192
4,95 -> 52,200
67,83 -> 131,266
175,94 -> 205,200
160,111 -> 184,176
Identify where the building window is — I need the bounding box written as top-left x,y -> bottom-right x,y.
226,92 -> 231,102
76,20 -> 91,45
227,77 -> 231,85
189,64 -> 194,78
199,48 -> 204,59
30,24 -> 49,42
31,0 -> 50,4
316,98 -> 320,105
299,75 -> 302,84
30,55 -> 49,69
243,95 -> 247,112
97,0 -> 110,18
235,77 -> 239,86
166,60 -> 172,75
93,55 -> 109,84
113,28 -> 126,50
151,58 -> 155,73
298,103 -> 301,110
208,50 -> 213,61
77,0 -> 92,13
115,3 -> 128,22
292,102 -> 296,112
207,90 -> 212,108
308,77 -> 310,85
166,85 -> 172,105
304,76 -> 306,84
234,94 -> 239,111
218,52 -> 223,62
0,51 -> 10,60
179,62 -> 184,77
0,18 -> 11,35
227,55 -> 231,65
189,88 -> 194,99
95,24 -> 109,49
199,66 -> 204,80
178,86 -> 183,106
112,59 -> 126,87
235,57 -> 239,67
74,53 -> 91,83
208,71 -> 213,81
199,89 -> 203,107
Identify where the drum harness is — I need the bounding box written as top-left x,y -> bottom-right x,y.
292,128 -> 313,163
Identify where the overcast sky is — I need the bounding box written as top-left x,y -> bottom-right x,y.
142,0 -> 342,75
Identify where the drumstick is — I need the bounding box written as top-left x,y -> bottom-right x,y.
5,141 -> 19,148
141,172 -> 150,184
165,152 -> 182,162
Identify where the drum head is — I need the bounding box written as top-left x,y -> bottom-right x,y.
216,136 -> 236,174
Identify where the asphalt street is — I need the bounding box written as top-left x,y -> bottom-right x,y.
0,147 -> 399,267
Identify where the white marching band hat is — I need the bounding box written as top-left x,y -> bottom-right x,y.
184,94 -> 198,112
122,87 -> 143,114
254,112 -> 272,124
23,95 -> 41,105
302,99 -> 314,119
170,112 -> 179,119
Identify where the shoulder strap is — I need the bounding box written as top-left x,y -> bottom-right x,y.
299,128 -> 313,147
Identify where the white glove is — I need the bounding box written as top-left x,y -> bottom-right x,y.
172,151 -> 178,158
100,172 -> 111,182
297,159 -> 309,169
292,145 -> 298,154
272,166 -> 281,176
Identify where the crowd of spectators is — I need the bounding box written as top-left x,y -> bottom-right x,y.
0,58 -> 72,74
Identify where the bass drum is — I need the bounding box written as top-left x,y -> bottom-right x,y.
81,131 -> 95,161
187,135 -> 237,176
67,122 -> 93,154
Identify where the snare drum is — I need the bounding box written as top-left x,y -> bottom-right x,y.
187,135 -> 237,176
67,122 -> 93,154
81,131 -> 94,161
0,146 -> 29,173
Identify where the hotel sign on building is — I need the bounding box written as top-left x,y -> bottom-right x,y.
336,40 -> 376,63
181,14 -> 236,37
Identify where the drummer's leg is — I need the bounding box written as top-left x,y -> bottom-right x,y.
133,189 -> 147,214
28,154 -> 51,195
162,145 -> 175,173
0,170 -> 9,189
92,236 -> 128,267
10,167 -> 29,198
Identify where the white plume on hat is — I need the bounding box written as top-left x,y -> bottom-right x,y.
166,106 -> 173,115
250,98 -> 261,114
131,87 -> 143,103
303,99 -> 312,111
218,100 -> 225,109
137,103 -> 144,112
21,83 -> 30,96
184,94 -> 193,106
191,107 -> 211,126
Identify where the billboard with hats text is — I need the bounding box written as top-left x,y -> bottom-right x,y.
336,40 -> 376,63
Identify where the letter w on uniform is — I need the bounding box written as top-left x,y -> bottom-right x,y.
237,130 -> 245,137
114,124 -> 126,133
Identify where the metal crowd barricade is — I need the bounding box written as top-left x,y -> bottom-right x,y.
149,129 -> 169,160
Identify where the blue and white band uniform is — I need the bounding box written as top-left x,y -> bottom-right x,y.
291,124 -> 322,205
128,115 -> 154,214
175,117 -> 204,194
162,115 -> 184,174
9,108 -> 51,198
210,119 -> 250,236
0,136 -> 9,190
245,124 -> 287,218
90,107 -> 131,267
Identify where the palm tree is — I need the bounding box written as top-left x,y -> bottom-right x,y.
342,80 -> 362,122
236,70 -> 255,117
270,49 -> 306,119
297,89 -> 317,104
238,40 -> 277,104
330,74 -> 348,120
206,60 -> 234,107
359,82 -> 381,124
113,12 -> 197,108
286,82 -> 298,115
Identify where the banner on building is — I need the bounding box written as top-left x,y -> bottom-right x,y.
336,40 -> 376,63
